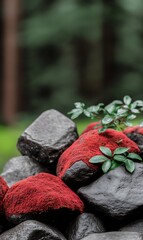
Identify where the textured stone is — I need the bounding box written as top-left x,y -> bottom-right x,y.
0,220 -> 66,240
78,163 -> 143,221
17,110 -> 78,165
124,126 -> 143,156
80,232 -> 143,240
1,156 -> 49,187
119,219 -> 143,234
4,173 -> 84,228
57,129 -> 139,188
67,213 -> 105,240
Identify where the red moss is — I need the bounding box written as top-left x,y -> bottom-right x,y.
124,126 -> 143,135
0,176 -> 9,214
82,121 -> 101,134
3,173 -> 84,217
57,129 -> 140,178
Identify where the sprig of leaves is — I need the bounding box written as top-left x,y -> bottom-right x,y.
89,146 -> 142,174
68,96 -> 143,132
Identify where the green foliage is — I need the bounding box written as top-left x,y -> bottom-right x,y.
69,96 -> 143,132
89,146 -> 142,174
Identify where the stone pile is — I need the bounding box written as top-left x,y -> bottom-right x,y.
1,110 -> 143,240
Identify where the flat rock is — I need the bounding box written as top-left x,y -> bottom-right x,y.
80,232 -> 143,240
57,129 -> 139,188
17,110 -> 78,165
1,156 -> 49,187
119,219 -> 143,233
4,173 -> 84,229
0,220 -> 66,240
78,163 -> 143,221
67,213 -> 105,240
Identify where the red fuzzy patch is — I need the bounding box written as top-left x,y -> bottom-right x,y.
124,126 -> 143,135
82,121 -> 101,134
57,129 -> 140,178
0,176 -> 9,214
3,173 -> 84,217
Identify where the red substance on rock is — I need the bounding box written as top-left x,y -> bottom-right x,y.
0,177 -> 9,214
124,126 -> 143,135
57,129 -> 140,178
3,173 -> 84,217
82,121 -> 101,134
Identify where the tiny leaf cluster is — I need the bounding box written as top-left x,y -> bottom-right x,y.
89,147 -> 142,174
68,96 -> 143,132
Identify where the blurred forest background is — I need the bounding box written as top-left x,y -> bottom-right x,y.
0,0 -> 143,168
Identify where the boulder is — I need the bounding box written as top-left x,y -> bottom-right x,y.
3,173 -> 84,229
119,219 -> 143,234
1,156 -> 49,187
0,220 -> 66,240
0,176 -> 9,215
80,232 -> 143,240
67,213 -> 105,240
78,163 -> 143,221
124,126 -> 143,156
57,129 -> 139,188
17,110 -> 78,165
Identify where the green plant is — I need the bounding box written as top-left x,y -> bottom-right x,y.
68,96 -> 143,132
89,146 -> 142,173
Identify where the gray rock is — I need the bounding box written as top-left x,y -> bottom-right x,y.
126,132 -> 143,156
119,219 -> 143,233
1,156 -> 49,187
80,232 -> 143,240
67,213 -> 105,240
78,163 -> 143,221
17,110 -> 78,165
0,220 -> 66,240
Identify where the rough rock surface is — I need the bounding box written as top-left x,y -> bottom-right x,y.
78,163 -> 143,221
3,173 -> 84,227
57,129 -> 139,188
67,213 -> 105,240
0,220 -> 66,240
80,232 -> 143,240
124,126 -> 143,155
119,219 -> 143,233
17,110 -> 78,165
0,177 -> 9,215
1,156 -> 49,187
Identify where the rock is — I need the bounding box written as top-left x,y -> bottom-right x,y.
119,219 -> 143,233
57,129 -> 139,188
0,220 -> 66,240
17,109 -> 78,165
67,213 -> 105,240
0,176 -> 9,215
78,163 -> 143,221
80,232 -> 143,240
4,173 -> 84,229
1,156 -> 49,187
124,126 -> 143,156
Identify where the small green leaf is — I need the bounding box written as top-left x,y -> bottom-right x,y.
74,102 -> 85,108
124,121 -> 133,127
127,153 -> 142,161
131,109 -> 140,114
102,160 -> 111,173
83,110 -> 91,117
114,155 -> 127,163
110,160 -> 121,170
127,114 -> 136,120
117,108 -> 128,115
68,109 -> 83,119
123,96 -> 132,105
98,127 -> 107,133
114,147 -> 129,155
102,115 -> 113,125
100,146 -> 112,157
89,155 -> 109,164
105,104 -> 115,114
87,105 -> 99,113
125,160 -> 135,173
134,100 -> 143,107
